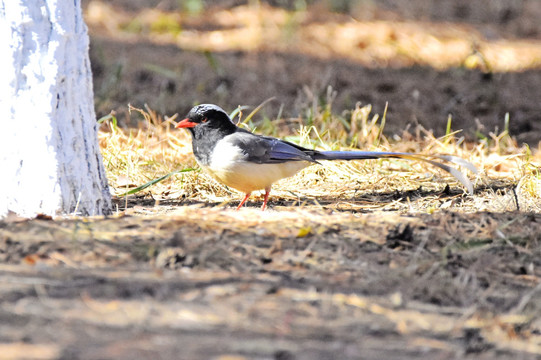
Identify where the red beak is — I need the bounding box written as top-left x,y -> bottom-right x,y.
175,118 -> 197,128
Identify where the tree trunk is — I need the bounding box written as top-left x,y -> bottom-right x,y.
0,0 -> 112,217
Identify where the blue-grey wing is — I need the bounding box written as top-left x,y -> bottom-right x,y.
229,131 -> 315,164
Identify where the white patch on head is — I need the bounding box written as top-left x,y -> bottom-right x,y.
202,137 -> 309,193
193,104 -> 228,118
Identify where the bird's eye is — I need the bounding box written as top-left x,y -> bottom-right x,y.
201,118 -> 208,123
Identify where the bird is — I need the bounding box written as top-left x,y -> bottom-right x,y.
176,104 -> 477,210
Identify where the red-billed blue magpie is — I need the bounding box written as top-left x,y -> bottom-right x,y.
176,104 -> 477,210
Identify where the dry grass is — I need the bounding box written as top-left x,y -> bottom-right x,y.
89,1 -> 541,212
99,100 -> 541,213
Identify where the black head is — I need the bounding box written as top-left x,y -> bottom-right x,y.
176,104 -> 237,136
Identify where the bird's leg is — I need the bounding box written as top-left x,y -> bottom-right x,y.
236,193 -> 251,210
261,187 -> 271,211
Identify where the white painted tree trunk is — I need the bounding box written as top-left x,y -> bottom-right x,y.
0,0 -> 111,217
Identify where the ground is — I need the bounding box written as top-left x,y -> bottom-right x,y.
2,208 -> 540,359
1,1 -> 541,359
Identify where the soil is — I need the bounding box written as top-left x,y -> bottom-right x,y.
87,0 -> 541,145
2,207 -> 540,359
2,1 -> 541,359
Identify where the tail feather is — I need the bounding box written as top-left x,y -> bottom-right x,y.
315,151 -> 477,194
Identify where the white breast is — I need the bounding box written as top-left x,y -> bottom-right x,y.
201,139 -> 310,193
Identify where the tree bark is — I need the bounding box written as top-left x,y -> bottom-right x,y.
0,0 -> 111,217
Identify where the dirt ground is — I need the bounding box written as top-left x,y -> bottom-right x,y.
2,207 -> 540,359
87,0 -> 541,145
2,1 -> 541,359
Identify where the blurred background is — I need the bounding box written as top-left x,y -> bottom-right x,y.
84,0 -> 541,145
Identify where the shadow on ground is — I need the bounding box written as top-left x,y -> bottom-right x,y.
1,206 -> 540,359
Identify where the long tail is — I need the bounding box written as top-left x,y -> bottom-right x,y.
315,151 -> 477,194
